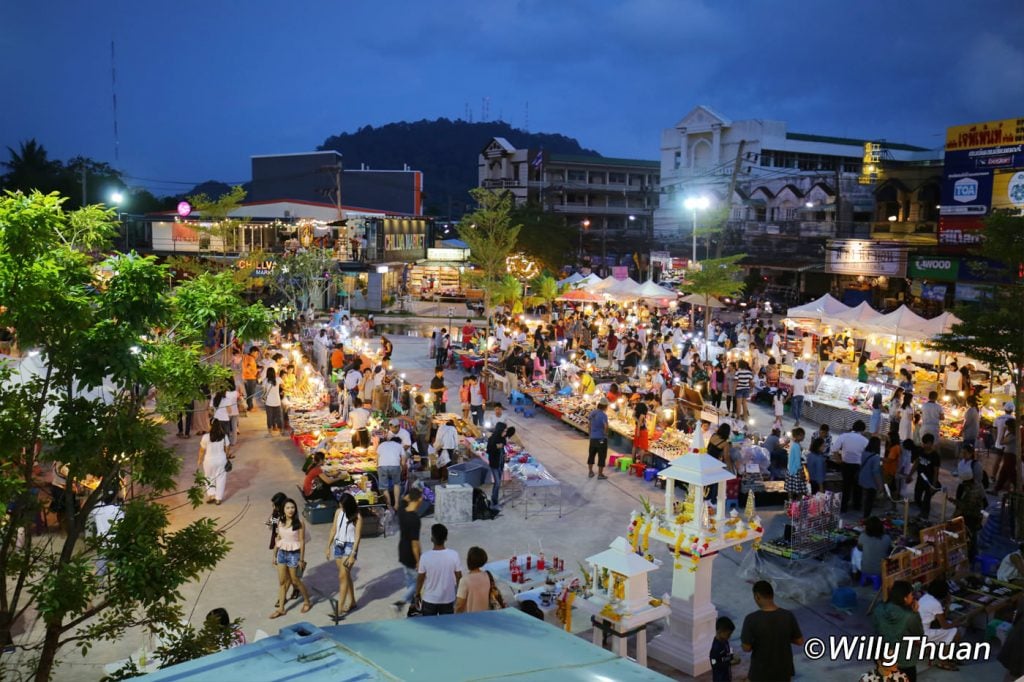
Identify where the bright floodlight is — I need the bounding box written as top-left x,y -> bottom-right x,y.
683,196 -> 710,211
110,191 -> 124,205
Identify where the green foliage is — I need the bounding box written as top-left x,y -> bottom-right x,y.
0,191 -> 244,681
266,247 -> 338,313
489,274 -> 525,309
929,213 -> 1024,415
188,185 -> 248,253
509,202 -> 575,271
528,274 -> 561,310
458,189 -> 522,308
682,254 -> 746,336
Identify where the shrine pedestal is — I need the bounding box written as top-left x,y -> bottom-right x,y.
648,554 -> 717,677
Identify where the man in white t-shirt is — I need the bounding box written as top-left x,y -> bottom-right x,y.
416,523 -> 463,615
389,419 -> 412,451
376,437 -> 406,511
833,420 -> 869,514
348,398 -> 372,448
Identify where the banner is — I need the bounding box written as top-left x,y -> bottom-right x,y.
992,170 -> 1024,210
611,266 -> 629,280
825,240 -> 908,277
945,118 -> 1024,152
908,255 -> 959,281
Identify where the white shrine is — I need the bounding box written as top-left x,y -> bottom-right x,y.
630,453 -> 764,676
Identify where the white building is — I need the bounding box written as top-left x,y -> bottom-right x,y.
653,106 -> 941,241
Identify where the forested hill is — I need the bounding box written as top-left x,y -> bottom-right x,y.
317,118 -> 600,216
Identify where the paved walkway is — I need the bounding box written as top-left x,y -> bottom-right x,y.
49,331 -> 1008,681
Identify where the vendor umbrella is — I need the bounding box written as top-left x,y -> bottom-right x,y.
678,293 -> 726,308
557,289 -> 605,303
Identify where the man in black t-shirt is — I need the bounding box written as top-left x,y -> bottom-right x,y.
430,368 -> 446,413
910,434 -> 940,521
741,580 -> 804,682
393,489 -> 423,611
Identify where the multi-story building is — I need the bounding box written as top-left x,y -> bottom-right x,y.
654,106 -> 944,306
478,138 -> 660,267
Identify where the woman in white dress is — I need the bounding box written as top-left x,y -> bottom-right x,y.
197,420 -> 230,504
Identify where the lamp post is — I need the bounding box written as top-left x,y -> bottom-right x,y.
580,218 -> 591,261
683,196 -> 710,265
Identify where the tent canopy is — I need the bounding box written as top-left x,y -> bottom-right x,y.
786,293 -> 849,321
821,300 -> 878,330
921,311 -> 963,336
575,273 -> 603,288
588,277 -> 642,296
679,293 -> 726,308
860,305 -> 933,338
635,280 -> 678,300
557,272 -> 585,287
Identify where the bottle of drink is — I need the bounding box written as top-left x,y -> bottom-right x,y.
537,553 -> 545,571
552,555 -> 559,572
526,555 -> 532,571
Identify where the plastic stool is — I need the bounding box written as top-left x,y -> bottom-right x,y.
859,573 -> 882,590
831,587 -> 857,610
618,457 -> 634,472
608,454 -> 622,468
643,468 -> 658,482
973,554 -> 1001,577
514,406 -> 524,414
522,409 -> 535,418
630,462 -> 646,477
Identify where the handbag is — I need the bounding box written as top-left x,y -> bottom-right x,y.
224,459 -> 233,472
407,597 -> 423,617
487,571 -> 505,610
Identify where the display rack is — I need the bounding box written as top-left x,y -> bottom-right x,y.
760,492 -> 841,560
880,516 -> 970,601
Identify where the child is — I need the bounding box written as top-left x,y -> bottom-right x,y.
806,436 -> 827,494
785,427 -> 807,500
709,616 -> 736,681
772,391 -> 786,431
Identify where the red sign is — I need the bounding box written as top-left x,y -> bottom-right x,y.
938,216 -> 984,250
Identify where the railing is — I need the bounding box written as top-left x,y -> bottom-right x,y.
551,204 -> 650,216
481,178 -> 523,189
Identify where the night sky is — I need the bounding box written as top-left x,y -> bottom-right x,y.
4,0 -> 1022,196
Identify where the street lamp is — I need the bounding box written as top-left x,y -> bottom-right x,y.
110,191 -> 124,205
683,196 -> 710,264
580,218 -> 591,259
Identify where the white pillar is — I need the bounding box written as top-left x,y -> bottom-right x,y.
648,553 -> 718,677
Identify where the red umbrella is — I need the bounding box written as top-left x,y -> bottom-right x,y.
557,289 -> 605,302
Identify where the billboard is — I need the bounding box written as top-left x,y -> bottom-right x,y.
940,117 -> 1024,250
826,240 -> 908,277
908,255 -> 959,281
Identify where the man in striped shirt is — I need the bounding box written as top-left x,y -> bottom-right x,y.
734,361 -> 755,421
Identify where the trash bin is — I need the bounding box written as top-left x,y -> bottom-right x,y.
447,459 -> 490,488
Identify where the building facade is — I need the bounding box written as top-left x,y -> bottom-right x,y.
655,106 -> 944,307
478,138 -> 660,267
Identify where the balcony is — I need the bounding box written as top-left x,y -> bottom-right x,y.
551,204 -> 651,216
481,178 -> 523,190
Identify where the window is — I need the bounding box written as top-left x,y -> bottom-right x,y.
568,170 -> 587,183
674,151 -> 681,170
589,172 -> 605,184
609,172 -> 626,184
818,157 -> 836,171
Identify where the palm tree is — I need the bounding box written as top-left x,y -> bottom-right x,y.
528,274 -> 561,319
490,274 -> 525,313
2,139 -> 61,193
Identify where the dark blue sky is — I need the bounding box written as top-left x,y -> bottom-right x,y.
4,0 -> 1022,196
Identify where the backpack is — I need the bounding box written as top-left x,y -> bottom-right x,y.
472,488 -> 497,520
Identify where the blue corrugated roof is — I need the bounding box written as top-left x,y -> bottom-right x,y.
143,610 -> 673,681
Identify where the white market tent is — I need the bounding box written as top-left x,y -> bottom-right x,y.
575,272 -> 604,288
1,353 -> 118,424
557,272 -> 585,287
921,311 -> 963,336
786,293 -> 849,321
820,300 -> 879,330
860,304 -> 933,339
635,280 -> 678,300
594,277 -> 644,301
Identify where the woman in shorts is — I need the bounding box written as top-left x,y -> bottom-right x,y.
326,493 -> 363,620
269,498 -> 312,618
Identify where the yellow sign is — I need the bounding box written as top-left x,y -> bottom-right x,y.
945,118 -> 1024,152
992,170 -> 1024,209
859,142 -> 881,185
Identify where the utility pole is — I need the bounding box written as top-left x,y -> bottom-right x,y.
717,139 -> 746,258
834,165 -> 843,237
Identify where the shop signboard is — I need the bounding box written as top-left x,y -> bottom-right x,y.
939,169 -> 992,216
992,169 -> 1024,210
611,266 -> 629,280
921,283 -> 947,302
954,283 -> 991,302
958,257 -> 1012,284
237,258 -> 275,278
825,240 -> 908,277
938,216 -> 985,249
908,255 -> 959,281
379,217 -> 429,260
945,118 -> 1024,152
426,247 -> 469,262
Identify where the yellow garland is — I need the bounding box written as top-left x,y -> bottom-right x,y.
641,521 -> 653,553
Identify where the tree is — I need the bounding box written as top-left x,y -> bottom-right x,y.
681,254 -> 746,353
2,140 -> 63,197
457,188 -> 521,309
509,202 -> 575,272
188,185 -> 248,254
0,190 -> 270,681
528,273 -> 561,317
929,212 -> 1024,477
265,248 -> 339,313
489,274 -> 525,313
